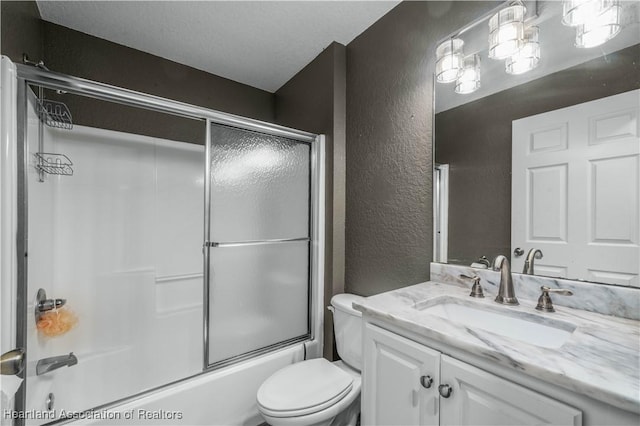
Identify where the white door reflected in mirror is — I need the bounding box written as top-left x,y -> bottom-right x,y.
511,89 -> 639,286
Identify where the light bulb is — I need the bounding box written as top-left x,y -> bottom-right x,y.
575,2 -> 621,48
506,26 -> 540,75
436,39 -> 464,83
562,0 -> 617,26
488,3 -> 526,60
455,55 -> 481,94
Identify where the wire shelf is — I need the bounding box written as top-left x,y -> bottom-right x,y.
38,99 -> 73,130
35,153 -> 74,176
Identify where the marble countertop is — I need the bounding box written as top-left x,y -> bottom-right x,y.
353,281 -> 640,414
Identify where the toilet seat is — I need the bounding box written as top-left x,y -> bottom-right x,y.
257,358 -> 354,418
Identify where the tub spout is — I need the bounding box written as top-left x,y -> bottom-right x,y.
36,352 -> 77,376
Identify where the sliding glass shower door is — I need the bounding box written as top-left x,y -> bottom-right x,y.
205,124 -> 312,367
8,62 -> 321,424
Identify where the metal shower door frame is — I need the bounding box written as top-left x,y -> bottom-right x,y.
13,64 -> 324,423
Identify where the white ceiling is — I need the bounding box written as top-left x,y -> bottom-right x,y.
36,0 -> 400,92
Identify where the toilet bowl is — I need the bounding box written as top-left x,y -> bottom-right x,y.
257,294 -> 364,426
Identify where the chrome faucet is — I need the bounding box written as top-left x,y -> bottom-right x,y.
523,249 -> 543,275
36,352 -> 77,376
493,255 -> 519,305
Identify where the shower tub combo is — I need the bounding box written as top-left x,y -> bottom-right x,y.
0,56 -> 325,425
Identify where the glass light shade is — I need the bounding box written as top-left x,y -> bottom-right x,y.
562,0 -> 616,26
575,3 -> 621,48
436,38 -> 464,83
455,55 -> 481,94
488,3 -> 526,60
506,26 -> 540,75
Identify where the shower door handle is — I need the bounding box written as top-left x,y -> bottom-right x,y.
1,348 -> 25,376
206,237 -> 310,248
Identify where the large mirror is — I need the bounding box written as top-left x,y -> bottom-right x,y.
433,0 -> 640,287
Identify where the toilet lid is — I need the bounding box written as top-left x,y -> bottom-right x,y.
257,358 -> 354,417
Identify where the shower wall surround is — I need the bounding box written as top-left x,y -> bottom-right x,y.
26,95 -> 204,418
431,263 -> 640,320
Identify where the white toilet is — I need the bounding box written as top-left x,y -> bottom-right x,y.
257,293 -> 364,426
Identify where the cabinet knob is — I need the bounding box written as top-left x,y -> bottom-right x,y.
420,375 -> 433,389
438,384 -> 453,398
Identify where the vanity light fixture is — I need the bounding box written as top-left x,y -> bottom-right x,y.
506,26 -> 540,75
574,1 -> 622,48
455,54 -> 481,94
561,0 -> 615,26
436,38 -> 464,83
488,1 -> 527,60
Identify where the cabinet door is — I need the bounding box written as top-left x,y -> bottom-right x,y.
362,323 -> 440,426
440,355 -> 582,426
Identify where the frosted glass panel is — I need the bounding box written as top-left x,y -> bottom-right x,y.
208,242 -> 309,364
210,125 -> 310,241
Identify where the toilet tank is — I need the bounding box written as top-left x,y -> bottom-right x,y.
330,293 -> 365,372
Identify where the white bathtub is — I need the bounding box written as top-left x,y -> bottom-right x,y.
79,345 -> 306,426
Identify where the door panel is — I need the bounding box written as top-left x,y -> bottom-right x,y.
527,164 -> 568,242
589,156 -> 638,245
440,356 -> 582,426
207,242 -> 309,364
209,125 -> 310,243
362,324 -> 440,426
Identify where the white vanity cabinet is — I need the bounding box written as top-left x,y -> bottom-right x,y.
362,323 -> 582,426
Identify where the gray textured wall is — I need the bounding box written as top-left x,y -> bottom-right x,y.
436,44 -> 640,267
1,0 -> 43,63
345,1 -> 496,296
275,42 -> 347,360
41,21 -> 275,136
1,3 -> 275,136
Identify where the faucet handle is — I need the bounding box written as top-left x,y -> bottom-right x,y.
459,274 -> 485,298
536,286 -> 573,312
543,286 -> 573,296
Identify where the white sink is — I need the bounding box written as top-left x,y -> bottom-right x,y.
417,299 -> 576,349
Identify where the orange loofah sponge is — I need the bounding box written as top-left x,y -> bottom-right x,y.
36,307 -> 78,337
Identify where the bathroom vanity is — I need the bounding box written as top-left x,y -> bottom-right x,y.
354,281 -> 640,426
